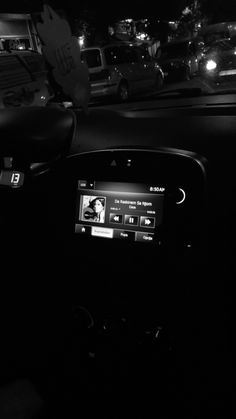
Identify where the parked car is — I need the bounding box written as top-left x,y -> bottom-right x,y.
0,50 -> 53,108
199,22 -> 236,46
198,37 -> 236,82
81,43 -> 164,102
157,38 -> 204,82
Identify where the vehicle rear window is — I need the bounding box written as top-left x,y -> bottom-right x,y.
0,55 -> 32,89
161,42 -> 189,58
119,46 -> 139,63
104,47 -> 124,65
81,49 -> 102,68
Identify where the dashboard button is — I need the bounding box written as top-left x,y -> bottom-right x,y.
91,226 -> 113,239
78,180 -> 88,189
136,232 -> 154,243
78,180 -> 94,189
109,213 -> 123,224
124,215 -> 139,226
140,216 -> 155,228
75,224 -> 91,235
114,229 -> 136,241
87,181 -> 95,189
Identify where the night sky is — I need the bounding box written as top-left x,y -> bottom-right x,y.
2,0 -> 236,23
1,0 -> 189,20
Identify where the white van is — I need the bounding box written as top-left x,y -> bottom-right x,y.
81,43 -> 164,102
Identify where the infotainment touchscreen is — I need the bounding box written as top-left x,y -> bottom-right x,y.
75,180 -> 165,244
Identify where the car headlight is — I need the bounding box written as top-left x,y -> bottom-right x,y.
205,59 -> 217,71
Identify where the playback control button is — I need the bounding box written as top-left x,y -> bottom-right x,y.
140,216 -> 155,228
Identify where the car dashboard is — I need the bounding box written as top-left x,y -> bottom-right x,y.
0,99 -> 234,310
0,97 -> 233,417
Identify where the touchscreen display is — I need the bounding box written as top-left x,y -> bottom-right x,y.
75,180 -> 165,244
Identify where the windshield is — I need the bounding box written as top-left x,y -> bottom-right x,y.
160,42 -> 189,58
81,49 -> 102,68
204,30 -> 230,44
2,1 -> 236,108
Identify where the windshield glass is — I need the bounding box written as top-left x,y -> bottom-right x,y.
2,1 -> 236,108
160,42 -> 189,58
204,30 -> 230,44
81,49 -> 102,68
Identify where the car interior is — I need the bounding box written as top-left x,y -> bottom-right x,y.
0,89 -> 233,417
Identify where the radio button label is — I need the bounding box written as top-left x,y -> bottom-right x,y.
114,230 -> 136,241
136,232 -> 154,243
